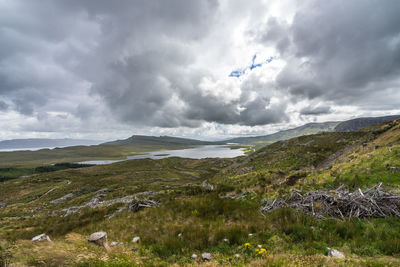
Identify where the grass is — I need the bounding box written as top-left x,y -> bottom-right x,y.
1,120 -> 400,265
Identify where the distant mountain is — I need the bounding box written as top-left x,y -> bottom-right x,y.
0,138 -> 101,150
102,135 -> 222,146
334,115 -> 400,132
224,121 -> 339,145
223,115 -> 400,146
100,115 -> 400,149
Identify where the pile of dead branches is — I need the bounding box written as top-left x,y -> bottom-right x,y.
262,183 -> 400,219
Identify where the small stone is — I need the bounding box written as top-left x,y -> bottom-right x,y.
234,253 -> 241,258
191,254 -> 198,259
132,236 -> 140,243
110,241 -> 119,246
32,233 -> 51,242
202,252 -> 211,261
328,248 -> 345,259
202,180 -> 215,190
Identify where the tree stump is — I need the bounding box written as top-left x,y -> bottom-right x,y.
88,231 -> 110,252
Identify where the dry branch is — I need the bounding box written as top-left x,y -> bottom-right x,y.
262,183 -> 400,219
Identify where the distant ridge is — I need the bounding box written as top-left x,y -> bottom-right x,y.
0,138 -> 101,149
224,122 -> 339,145
334,115 -> 400,132
102,135 -> 223,146
222,115 -> 400,146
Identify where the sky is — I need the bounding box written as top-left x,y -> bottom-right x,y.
0,0 -> 400,141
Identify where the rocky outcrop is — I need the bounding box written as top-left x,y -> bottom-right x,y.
56,190 -> 157,217
50,193 -> 75,204
236,167 -> 253,175
105,199 -> 160,219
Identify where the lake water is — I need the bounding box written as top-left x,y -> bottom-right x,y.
79,145 -> 245,165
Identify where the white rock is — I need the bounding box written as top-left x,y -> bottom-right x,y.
202,180 -> 215,190
32,233 -> 51,242
191,254 -> 198,259
328,248 -> 345,259
110,241 -> 119,246
202,252 -> 211,261
132,236 -> 140,243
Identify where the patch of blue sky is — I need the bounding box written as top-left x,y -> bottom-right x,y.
229,55 -> 274,78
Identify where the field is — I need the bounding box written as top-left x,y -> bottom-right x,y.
1,120 -> 400,266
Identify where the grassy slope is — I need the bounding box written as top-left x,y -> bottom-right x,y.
1,121 -> 400,266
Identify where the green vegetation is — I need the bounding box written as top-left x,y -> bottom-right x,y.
0,163 -> 96,183
0,120 -> 400,266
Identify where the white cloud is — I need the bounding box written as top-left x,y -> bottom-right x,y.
0,0 -> 398,140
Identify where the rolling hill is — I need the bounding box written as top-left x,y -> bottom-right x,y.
102,135 -> 221,146
334,115 -> 400,132
224,115 -> 400,147
224,121 -> 339,146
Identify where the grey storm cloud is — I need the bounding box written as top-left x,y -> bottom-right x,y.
0,0 -> 399,133
256,0 -> 400,107
64,0 -> 286,127
300,106 -> 332,116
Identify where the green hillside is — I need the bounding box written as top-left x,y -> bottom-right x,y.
1,120 -> 400,266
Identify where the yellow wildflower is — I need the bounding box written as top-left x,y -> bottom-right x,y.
244,242 -> 251,248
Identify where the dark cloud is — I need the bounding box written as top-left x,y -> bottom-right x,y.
64,0 -> 287,127
300,106 -> 332,116
256,0 -> 400,107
